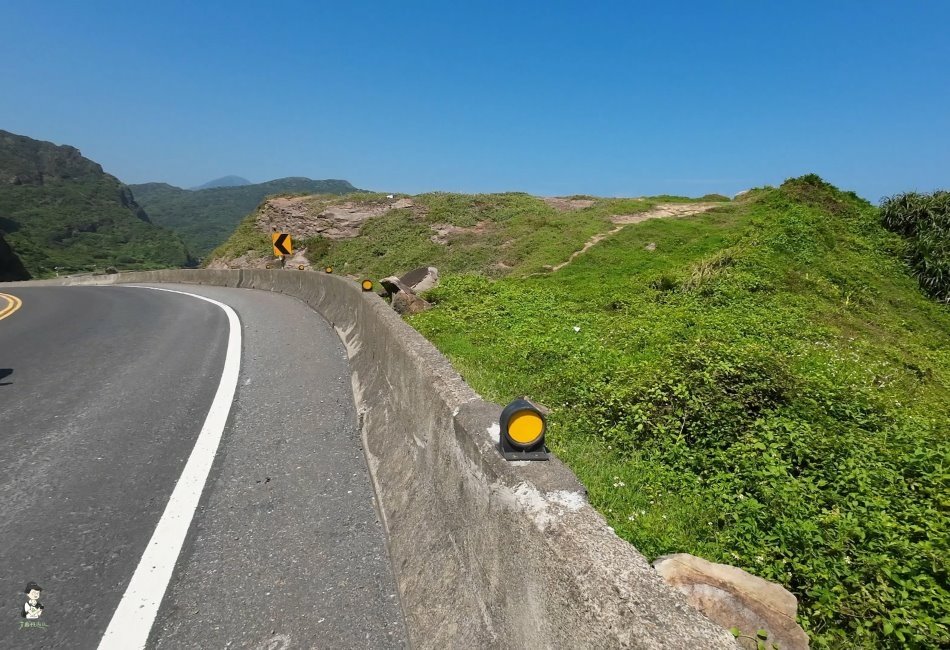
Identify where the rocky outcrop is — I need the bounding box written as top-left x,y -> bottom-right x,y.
118,185 -> 151,222
653,553 -> 809,649
259,196 -> 422,241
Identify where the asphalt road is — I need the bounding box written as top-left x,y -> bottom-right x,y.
0,285 -> 406,649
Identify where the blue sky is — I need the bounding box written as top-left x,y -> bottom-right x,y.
2,1 -> 947,200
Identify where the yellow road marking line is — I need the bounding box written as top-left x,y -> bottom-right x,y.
0,293 -> 23,321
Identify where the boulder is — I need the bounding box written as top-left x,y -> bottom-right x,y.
399,266 -> 439,293
391,290 -> 431,315
653,554 -> 809,650
381,275 -> 431,315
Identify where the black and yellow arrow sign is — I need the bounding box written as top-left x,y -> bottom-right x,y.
272,233 -> 293,256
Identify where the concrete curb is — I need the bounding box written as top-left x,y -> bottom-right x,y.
10,270 -> 737,649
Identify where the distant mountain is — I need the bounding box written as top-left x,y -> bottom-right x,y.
131,177 -> 362,257
0,130 -> 193,278
191,175 -> 251,190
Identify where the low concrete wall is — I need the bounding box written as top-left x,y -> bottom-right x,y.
14,270 -> 736,649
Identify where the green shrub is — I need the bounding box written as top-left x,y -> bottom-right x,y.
880,191 -> 950,302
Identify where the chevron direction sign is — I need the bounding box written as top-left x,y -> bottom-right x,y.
272,233 -> 293,256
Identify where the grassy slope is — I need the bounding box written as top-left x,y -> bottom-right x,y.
405,178 -> 948,648
208,191 -> 710,277
132,178 -> 359,257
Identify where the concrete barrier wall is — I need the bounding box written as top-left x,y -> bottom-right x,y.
14,271 -> 736,649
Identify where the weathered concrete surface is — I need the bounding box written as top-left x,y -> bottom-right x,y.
7,270 -> 738,649
654,554 -> 809,650
399,265 -> 439,293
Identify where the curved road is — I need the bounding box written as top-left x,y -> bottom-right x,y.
0,285 -> 406,649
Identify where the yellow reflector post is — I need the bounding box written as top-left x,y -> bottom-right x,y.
508,411 -> 544,446
361,279 -> 374,291
499,398 -> 548,460
325,266 -> 333,273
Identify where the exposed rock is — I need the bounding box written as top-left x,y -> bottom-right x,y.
399,266 -> 439,293
542,197 -> 597,212
645,242 -> 657,251
653,553 -> 809,650
260,197 -> 392,240
429,220 -> 490,245
380,275 -> 431,315
286,250 -> 310,270
391,290 -> 431,315
258,195 -> 425,244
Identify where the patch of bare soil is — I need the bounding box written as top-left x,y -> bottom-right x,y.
542,197 -> 598,212
610,202 -> 722,224
429,219 -> 491,245
551,202 -> 722,272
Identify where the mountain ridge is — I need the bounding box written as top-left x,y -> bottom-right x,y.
0,129 -> 193,277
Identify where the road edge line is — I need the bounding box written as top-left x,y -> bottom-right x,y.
97,286 -> 241,650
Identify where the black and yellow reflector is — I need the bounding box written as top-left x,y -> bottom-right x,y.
499,398 -> 549,460
361,279 -> 374,291
298,264 -> 305,270
325,266 -> 333,274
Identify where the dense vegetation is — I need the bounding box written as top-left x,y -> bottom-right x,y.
131,177 -> 360,257
0,130 -> 192,277
880,190 -> 949,302
396,177 -> 945,648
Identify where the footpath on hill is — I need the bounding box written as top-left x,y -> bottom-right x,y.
550,202 -> 724,272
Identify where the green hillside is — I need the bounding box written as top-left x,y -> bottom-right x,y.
207,190 -> 719,276
405,177 -> 949,648
0,130 -> 192,277
131,177 -> 361,257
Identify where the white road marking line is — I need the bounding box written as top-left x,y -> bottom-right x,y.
97,286 -> 241,650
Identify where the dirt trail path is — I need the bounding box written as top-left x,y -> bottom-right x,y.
550,202 -> 723,272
